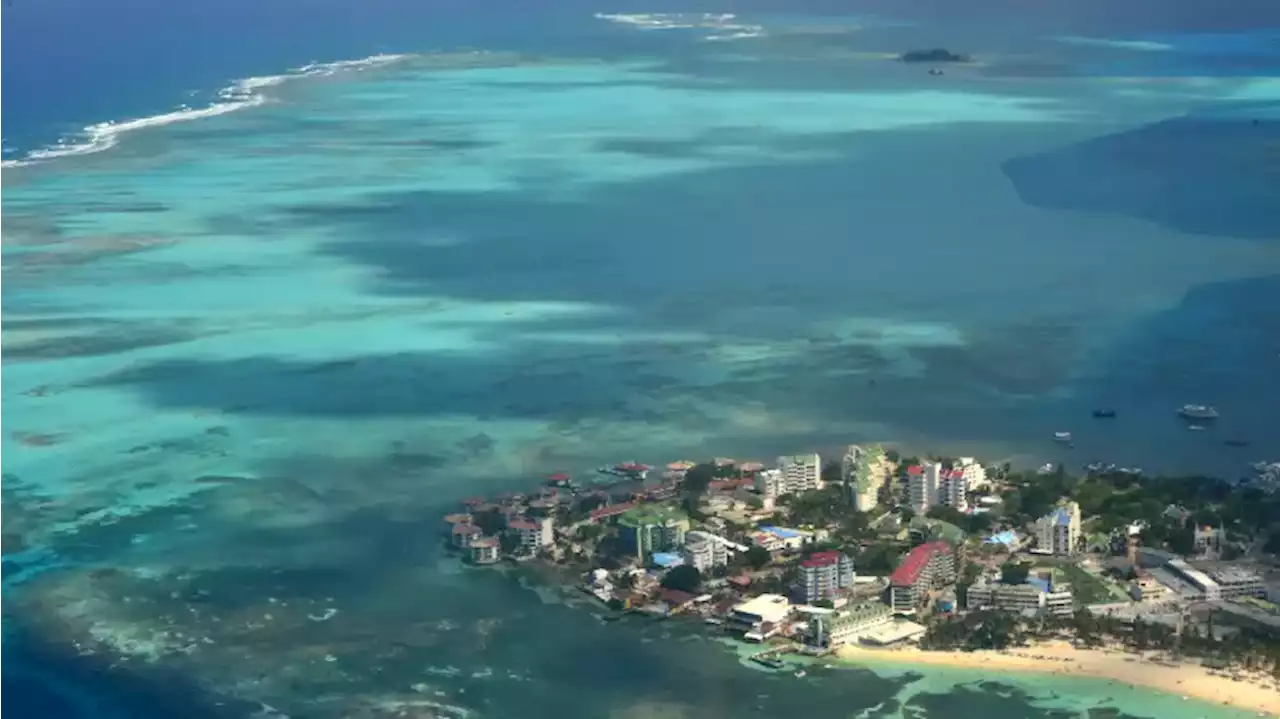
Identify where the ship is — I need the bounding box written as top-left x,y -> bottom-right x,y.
596,462 -> 651,479
1223,439 -> 1250,448
1092,409 -> 1117,419
1053,431 -> 1073,443
1177,404 -> 1219,420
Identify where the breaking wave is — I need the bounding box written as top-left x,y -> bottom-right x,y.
1,53 -> 411,169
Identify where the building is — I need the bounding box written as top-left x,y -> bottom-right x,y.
682,530 -> 731,572
754,469 -> 783,506
1194,525 -> 1224,555
508,516 -> 554,552
1034,502 -> 1081,555
906,463 -> 941,513
843,444 -> 892,512
777,453 -> 823,495
968,577 -> 1074,618
905,461 -> 967,512
1209,567 -> 1266,599
1166,558 -> 1221,601
469,536 -> 500,564
802,551 -> 855,604
954,457 -> 988,490
750,525 -> 814,553
727,594 -> 793,642
617,506 -> 690,560
451,523 -> 482,549
1129,572 -> 1168,601
889,541 -> 956,613
806,601 -> 892,648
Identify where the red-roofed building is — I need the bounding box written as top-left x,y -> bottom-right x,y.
589,501 -> 635,524
889,541 -> 956,613
659,588 -> 698,611
451,523 -> 483,549
508,516 -> 554,551
801,550 -> 855,604
547,472 -> 572,486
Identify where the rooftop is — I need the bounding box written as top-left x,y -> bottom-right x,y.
907,465 -> 922,476
731,593 -> 792,623
757,525 -> 804,539
802,551 -> 847,569
889,541 -> 951,587
618,505 -> 688,527
589,502 -> 635,521
508,518 -> 540,531
452,524 -> 482,536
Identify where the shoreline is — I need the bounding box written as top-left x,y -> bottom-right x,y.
834,640 -> 1280,716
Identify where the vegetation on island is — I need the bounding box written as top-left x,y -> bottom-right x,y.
899,48 -> 970,63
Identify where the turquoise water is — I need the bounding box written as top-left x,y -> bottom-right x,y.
3,11 -> 1278,718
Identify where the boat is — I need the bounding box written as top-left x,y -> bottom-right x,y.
1053,431 -> 1073,443
1177,404 -> 1219,420
1223,439 -> 1250,448
794,670 -> 807,678
1092,409 -> 1117,418
1187,425 -> 1206,432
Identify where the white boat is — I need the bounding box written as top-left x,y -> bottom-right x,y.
1187,425 -> 1206,432
1053,431 -> 1073,442
1178,404 -> 1219,420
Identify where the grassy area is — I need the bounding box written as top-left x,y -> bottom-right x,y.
1052,563 -> 1126,606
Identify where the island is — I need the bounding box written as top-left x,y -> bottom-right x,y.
899,48 -> 971,64
442,452 -> 1280,714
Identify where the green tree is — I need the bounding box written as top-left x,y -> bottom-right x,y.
743,545 -> 772,570
499,531 -> 522,555
1000,561 -> 1030,585
475,509 -> 507,537
683,463 -> 715,497
660,565 -> 702,593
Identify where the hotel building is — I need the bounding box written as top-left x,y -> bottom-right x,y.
682,530 -> 732,573
727,594 -> 793,642
805,601 -> 892,648
618,506 -> 690,561
801,551 -> 855,604
508,516 -> 554,552
777,453 -> 823,495
889,541 -> 956,613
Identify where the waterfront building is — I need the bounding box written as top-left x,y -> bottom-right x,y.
588,501 -> 635,524
617,506 -> 690,560
451,523 -> 482,549
888,541 -> 956,613
968,576 -> 1073,618
805,601 -> 892,648
509,516 -> 554,552
1129,572 -> 1168,601
776,453 -> 823,495
727,594 -> 792,642
1208,567 -> 1266,599
954,457 -> 988,490
843,444 -> 892,512
801,551 -> 855,604
1033,502 -> 1081,555
469,536 -> 500,565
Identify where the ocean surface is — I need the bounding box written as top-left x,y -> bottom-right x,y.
3,1 -> 1279,717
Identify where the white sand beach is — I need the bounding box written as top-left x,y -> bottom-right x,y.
836,641 -> 1280,716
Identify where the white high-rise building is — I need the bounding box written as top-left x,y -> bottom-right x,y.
1035,502 -> 1081,555
754,468 -> 783,501
683,530 -> 729,572
774,453 -> 823,496
907,461 -> 942,512
941,468 -> 968,511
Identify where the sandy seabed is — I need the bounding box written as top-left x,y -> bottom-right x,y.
836,640 -> 1280,716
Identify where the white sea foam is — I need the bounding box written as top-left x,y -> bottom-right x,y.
595,11 -> 765,42
1,53 -> 411,169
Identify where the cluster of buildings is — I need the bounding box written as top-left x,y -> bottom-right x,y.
754,453 -> 823,508
1032,501 -> 1082,556
904,458 -> 987,514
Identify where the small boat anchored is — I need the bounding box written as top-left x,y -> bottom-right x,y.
1177,404 -> 1219,420
1187,425 -> 1206,432
1053,431 -> 1073,443
1092,409 -> 1117,419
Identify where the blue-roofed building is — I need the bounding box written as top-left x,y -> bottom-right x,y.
984,530 -> 1022,550
652,552 -> 686,569
750,525 -> 814,552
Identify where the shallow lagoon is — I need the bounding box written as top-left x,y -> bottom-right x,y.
3,10 -> 1279,718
